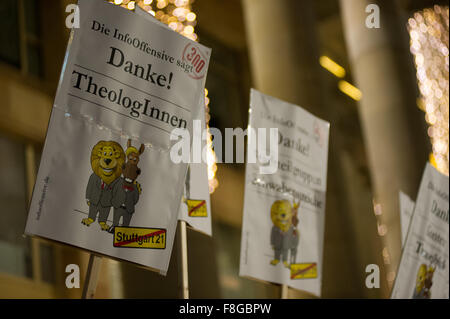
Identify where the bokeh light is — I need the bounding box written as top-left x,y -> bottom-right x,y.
408,5 -> 449,176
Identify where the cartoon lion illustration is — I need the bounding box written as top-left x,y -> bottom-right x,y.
270,199 -> 300,268
82,141 -> 125,231
413,264 -> 435,299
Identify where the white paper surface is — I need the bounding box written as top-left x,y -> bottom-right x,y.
239,89 -> 330,296
399,191 -> 415,248
177,97 -> 212,236
392,163 -> 449,299
25,0 -> 210,274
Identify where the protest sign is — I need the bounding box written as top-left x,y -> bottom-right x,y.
239,89 -> 330,296
177,99 -> 212,236
392,163 -> 449,299
25,0 -> 211,275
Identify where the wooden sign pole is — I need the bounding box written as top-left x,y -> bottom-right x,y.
82,254 -> 103,299
178,220 -> 189,299
281,284 -> 289,299
24,144 -> 42,283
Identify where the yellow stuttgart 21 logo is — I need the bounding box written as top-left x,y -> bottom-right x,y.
290,263 -> 318,279
187,199 -> 207,217
113,226 -> 166,249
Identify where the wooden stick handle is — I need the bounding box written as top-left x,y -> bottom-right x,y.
25,144 -> 42,283
82,254 -> 103,299
178,220 -> 189,299
281,284 -> 289,299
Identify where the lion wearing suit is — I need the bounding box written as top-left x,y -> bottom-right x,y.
82,141 -> 125,231
270,199 -> 300,268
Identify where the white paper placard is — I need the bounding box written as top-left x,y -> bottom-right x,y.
25,0 -> 210,275
136,4 -> 212,236
399,191 -> 415,248
239,89 -> 330,296
392,163 -> 449,299
177,96 -> 212,236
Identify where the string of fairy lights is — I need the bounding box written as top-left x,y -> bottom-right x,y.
107,0 -> 219,193
408,5 -> 449,176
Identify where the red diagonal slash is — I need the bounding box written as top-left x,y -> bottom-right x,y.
188,200 -> 206,216
114,229 -> 165,247
290,263 -> 317,279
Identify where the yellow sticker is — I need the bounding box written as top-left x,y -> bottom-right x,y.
187,199 -> 207,217
290,263 -> 317,279
113,226 -> 166,249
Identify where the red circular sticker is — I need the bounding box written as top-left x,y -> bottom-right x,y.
182,43 -> 208,79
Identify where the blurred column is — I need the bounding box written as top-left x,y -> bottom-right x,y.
340,0 -> 430,286
242,0 -> 374,298
241,0 -> 324,114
